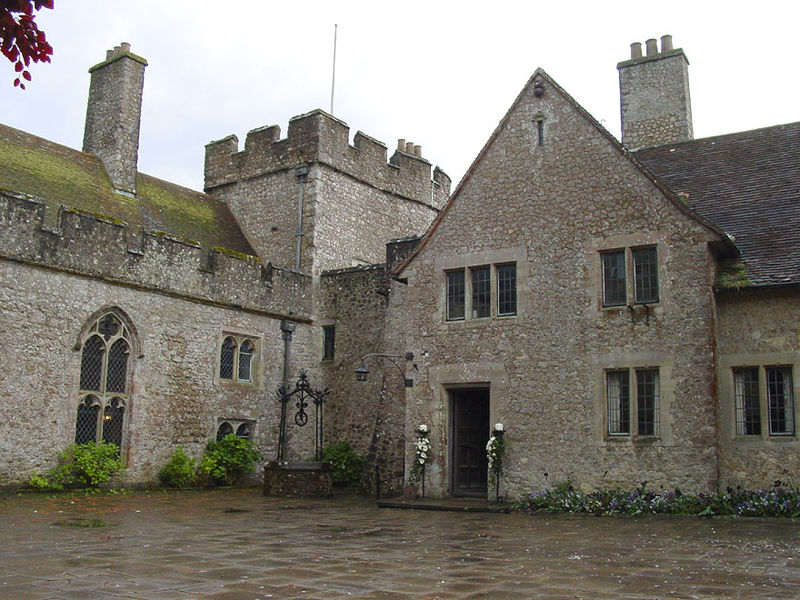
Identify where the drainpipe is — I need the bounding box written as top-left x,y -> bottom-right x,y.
278,319 -> 296,462
294,165 -> 309,271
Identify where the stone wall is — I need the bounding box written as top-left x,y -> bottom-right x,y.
318,265 -> 408,495
82,44 -> 148,194
0,190 -> 317,486
0,191 -> 311,320
390,71 -> 722,498
617,37 -> 693,151
716,286 -> 800,489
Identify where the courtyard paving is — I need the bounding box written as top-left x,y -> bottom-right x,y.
1,487 -> 799,599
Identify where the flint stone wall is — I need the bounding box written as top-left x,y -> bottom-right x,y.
0,191 -> 317,486
390,72 -> 721,498
716,286 -> 800,490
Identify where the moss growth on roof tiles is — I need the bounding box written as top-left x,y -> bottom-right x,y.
0,132 -> 135,227
212,246 -> 262,263
64,207 -> 127,226
0,123 -> 255,256
716,259 -> 750,289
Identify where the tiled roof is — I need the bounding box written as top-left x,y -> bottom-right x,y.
0,123 -> 254,255
635,122 -> 800,287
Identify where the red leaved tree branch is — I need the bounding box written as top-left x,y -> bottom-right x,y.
1,0 -> 54,89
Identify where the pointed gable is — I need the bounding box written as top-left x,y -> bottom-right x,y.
397,69 -> 729,275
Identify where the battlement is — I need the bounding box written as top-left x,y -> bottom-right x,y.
204,110 -> 451,208
0,191 -> 311,320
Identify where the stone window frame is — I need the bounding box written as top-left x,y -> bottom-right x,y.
74,307 -> 141,454
593,353 -> 672,445
435,247 -> 527,325
587,232 -> 670,314
217,332 -> 260,385
216,418 -> 255,440
726,361 -> 797,439
600,245 -> 660,307
445,263 -> 517,321
605,367 -> 661,437
322,325 -> 336,361
496,263 -> 517,317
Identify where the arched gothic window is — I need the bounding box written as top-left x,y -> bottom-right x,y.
76,312 -> 133,447
216,421 -> 234,440
219,334 -> 257,383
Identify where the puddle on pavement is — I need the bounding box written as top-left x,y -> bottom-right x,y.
51,517 -> 113,528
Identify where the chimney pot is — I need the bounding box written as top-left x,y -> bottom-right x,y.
645,38 -> 658,56
405,141 -> 415,154
630,42 -> 642,59
660,35 -> 673,52
413,145 -> 422,157
397,139 -> 406,151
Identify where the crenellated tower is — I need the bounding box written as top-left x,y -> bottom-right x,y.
204,110 -> 450,276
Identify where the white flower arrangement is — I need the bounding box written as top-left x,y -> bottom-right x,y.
410,424 -> 431,484
486,424 -> 505,486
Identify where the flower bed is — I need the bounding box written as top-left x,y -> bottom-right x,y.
515,482 -> 800,517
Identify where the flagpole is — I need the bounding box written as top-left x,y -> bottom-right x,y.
330,24 -> 338,114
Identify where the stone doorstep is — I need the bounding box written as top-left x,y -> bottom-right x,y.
377,497 -> 512,513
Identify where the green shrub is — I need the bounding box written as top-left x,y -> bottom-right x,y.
199,434 -> 261,486
321,442 -> 364,485
158,446 -> 197,488
30,442 -> 124,490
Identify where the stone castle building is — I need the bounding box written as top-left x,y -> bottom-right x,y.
1,36 -> 798,497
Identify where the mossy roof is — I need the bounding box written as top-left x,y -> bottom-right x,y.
0,123 -> 254,255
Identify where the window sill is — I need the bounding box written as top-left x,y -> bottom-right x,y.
445,314 -> 518,325
731,434 -> 798,444
218,379 -> 257,387
604,435 -> 661,445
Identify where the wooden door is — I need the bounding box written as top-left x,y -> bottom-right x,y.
451,389 -> 489,497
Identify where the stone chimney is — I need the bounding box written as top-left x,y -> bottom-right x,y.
83,43 -> 148,195
617,35 -> 693,150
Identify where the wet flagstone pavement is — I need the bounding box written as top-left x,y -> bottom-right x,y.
1,488 -> 799,599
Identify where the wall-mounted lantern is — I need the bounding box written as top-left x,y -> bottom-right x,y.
354,352 -> 415,387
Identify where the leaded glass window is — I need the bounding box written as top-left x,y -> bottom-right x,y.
219,336 -> 236,380
219,335 -> 258,383
236,422 -> 252,439
238,340 -> 254,382
446,270 -> 465,321
607,370 -> 630,435
734,367 -> 761,435
497,264 -> 517,316
76,311 -> 133,449
633,247 -> 659,304
217,421 -> 234,440
80,336 -> 104,391
102,398 -> 125,446
76,396 -> 100,444
602,251 -> 626,307
471,266 -> 491,319
636,369 -> 660,436
767,367 -> 795,435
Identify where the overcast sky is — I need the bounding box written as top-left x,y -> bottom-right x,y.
2,1 -> 798,192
